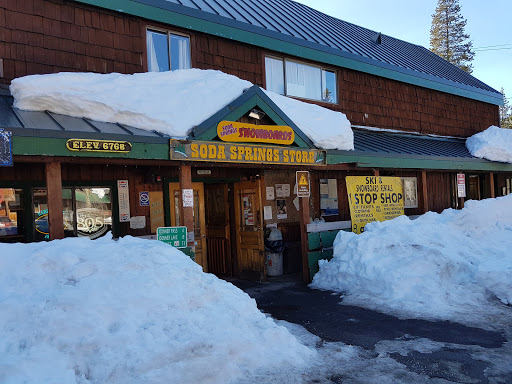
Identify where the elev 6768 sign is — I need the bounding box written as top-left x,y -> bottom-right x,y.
346,176 -> 404,234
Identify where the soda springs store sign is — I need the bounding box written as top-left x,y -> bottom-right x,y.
171,121 -> 325,165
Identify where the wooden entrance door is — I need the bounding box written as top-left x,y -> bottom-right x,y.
205,184 -> 232,276
169,182 -> 207,271
234,180 -> 265,279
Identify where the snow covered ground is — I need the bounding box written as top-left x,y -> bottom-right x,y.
311,195 -> 512,330
466,125 -> 512,163
10,69 -> 353,150
0,236 -> 313,384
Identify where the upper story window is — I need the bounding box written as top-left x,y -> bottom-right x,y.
146,29 -> 191,72
265,56 -> 337,103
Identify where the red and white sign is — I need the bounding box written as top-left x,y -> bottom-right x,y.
457,174 -> 466,198
117,180 -> 130,222
182,189 -> 194,208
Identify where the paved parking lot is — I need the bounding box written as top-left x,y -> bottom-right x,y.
232,278 -> 512,384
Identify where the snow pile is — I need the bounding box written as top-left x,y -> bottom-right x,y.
0,236 -> 313,384
466,125 -> 512,163
10,70 -> 354,150
263,90 -> 354,150
10,70 -> 252,139
311,195 -> 512,326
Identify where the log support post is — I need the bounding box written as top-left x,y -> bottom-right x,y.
300,196 -> 310,283
45,161 -> 64,240
179,164 -> 194,248
421,171 -> 429,213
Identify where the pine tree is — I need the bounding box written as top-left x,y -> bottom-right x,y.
500,88 -> 512,128
430,0 -> 475,74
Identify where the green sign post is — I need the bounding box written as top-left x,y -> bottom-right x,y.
157,226 -> 187,248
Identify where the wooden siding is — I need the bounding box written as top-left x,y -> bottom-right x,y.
0,0 -> 498,138
0,0 -> 144,81
427,172 -> 452,213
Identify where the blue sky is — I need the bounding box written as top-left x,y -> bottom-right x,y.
293,0 -> 512,103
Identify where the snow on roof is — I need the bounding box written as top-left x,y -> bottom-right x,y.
263,89 -> 353,150
311,194 -> 512,329
0,235 -> 313,383
466,125 -> 512,163
10,70 -> 354,150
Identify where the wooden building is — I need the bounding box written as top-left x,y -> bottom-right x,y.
1,0 -> 511,281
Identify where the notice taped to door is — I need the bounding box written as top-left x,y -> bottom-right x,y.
346,176 -> 404,234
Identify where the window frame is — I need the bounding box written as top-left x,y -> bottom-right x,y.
146,27 -> 191,72
265,55 -> 338,104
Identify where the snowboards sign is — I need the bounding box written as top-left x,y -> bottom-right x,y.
346,176 -> 404,234
170,140 -> 326,166
0,129 -> 12,166
217,121 -> 295,145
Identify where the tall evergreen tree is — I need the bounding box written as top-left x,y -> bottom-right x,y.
499,88 -> 512,128
430,0 -> 475,74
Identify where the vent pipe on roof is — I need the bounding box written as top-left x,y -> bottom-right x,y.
373,32 -> 382,44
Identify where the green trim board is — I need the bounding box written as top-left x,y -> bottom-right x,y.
326,152 -> 512,172
12,136 -> 170,160
72,0 -> 502,105
191,85 -> 314,148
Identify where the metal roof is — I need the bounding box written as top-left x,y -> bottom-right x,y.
0,92 -> 168,144
132,0 -> 501,101
352,128 -> 473,159
2,87 -> 509,171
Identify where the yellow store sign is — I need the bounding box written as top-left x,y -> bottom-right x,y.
346,176 -> 404,234
170,140 -> 326,165
217,121 -> 295,145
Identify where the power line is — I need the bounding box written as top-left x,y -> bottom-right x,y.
474,47 -> 512,52
473,43 -> 512,49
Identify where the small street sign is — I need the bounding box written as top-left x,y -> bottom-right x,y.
157,226 -> 187,248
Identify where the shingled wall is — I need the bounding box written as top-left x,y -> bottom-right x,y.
0,0 -> 498,137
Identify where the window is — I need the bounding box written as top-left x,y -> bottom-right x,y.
0,188 -> 24,240
33,187 -> 112,241
400,177 -> 418,209
320,179 -> 338,216
265,57 -> 337,103
503,178 -> 511,196
146,29 -> 191,72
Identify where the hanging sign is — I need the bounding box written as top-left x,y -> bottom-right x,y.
182,189 -> 194,207
457,173 -> 466,198
346,176 -> 404,234
157,226 -> 187,248
0,129 -> 13,166
117,180 -> 130,222
66,139 -> 132,153
170,140 -> 326,166
296,171 -> 311,197
217,121 -> 295,145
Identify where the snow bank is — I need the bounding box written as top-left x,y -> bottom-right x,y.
10,70 -> 354,150
263,90 -> 354,151
311,195 -> 512,327
466,125 -> 512,163
0,236 -> 313,384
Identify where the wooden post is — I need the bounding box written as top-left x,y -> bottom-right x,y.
299,196 -> 310,283
421,171 -> 429,213
373,169 -> 380,177
179,164 -> 194,247
45,161 -> 64,240
489,172 -> 495,198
